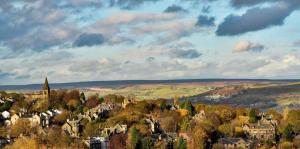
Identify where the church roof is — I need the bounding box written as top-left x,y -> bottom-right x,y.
43,77 -> 50,90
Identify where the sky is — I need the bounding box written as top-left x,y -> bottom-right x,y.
0,0 -> 300,85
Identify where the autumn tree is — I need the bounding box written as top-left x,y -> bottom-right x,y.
85,95 -> 100,108
110,134 -> 127,149
159,99 -> 167,111
4,137 -> 39,149
286,110 -> 300,133
11,119 -> 33,137
83,122 -> 99,137
46,127 -> 72,148
266,108 -> 282,121
67,99 -> 80,111
218,123 -> 234,137
104,94 -> 125,104
220,108 -> 236,123
180,100 -> 195,116
53,110 -> 71,125
127,127 -> 142,149
192,126 -> 209,149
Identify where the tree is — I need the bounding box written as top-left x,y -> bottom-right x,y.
179,117 -> 190,131
80,92 -> 86,101
53,110 -> 71,125
248,108 -> 257,123
110,134 -> 127,149
127,127 -> 142,149
4,137 -> 39,149
220,108 -> 236,123
212,143 -> 224,149
266,108 -> 282,121
180,100 -> 195,116
47,127 -> 71,148
83,122 -> 98,137
85,95 -> 100,108
0,101 -> 12,112
104,94 -> 125,104
177,137 -> 187,149
159,99 -> 167,111
192,126 -> 209,149
11,119 -> 33,137
218,123 -> 234,137
282,124 -> 294,141
286,110 -> 300,133
141,137 -> 154,149
67,99 -> 80,111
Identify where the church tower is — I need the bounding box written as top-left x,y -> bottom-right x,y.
42,77 -> 50,99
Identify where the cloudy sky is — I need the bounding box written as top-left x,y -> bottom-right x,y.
0,0 -> 300,85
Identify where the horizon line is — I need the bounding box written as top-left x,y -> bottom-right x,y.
1,78 -> 300,87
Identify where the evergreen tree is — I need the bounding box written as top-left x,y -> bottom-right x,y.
129,127 -> 142,149
177,137 -> 187,149
283,124 -> 294,141
248,108 -> 257,123
141,137 -> 153,149
80,92 -> 85,101
160,100 -> 167,111
180,100 -> 195,116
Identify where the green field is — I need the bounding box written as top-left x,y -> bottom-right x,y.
85,84 -> 216,100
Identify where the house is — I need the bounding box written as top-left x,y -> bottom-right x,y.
0,136 -> 12,148
242,122 -> 276,141
62,118 -> 83,137
192,110 -> 206,121
145,118 -> 160,134
101,124 -> 127,138
1,111 -> 10,125
216,138 -> 254,149
122,97 -> 136,108
83,103 -> 114,121
40,109 -> 61,127
10,113 -> 41,127
10,109 -> 60,128
84,137 -> 109,149
1,111 -> 10,119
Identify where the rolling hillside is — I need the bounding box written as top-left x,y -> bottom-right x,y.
185,82 -> 300,109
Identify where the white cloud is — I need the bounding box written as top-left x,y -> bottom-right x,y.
233,41 -> 265,53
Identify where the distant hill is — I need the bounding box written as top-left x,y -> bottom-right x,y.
184,82 -> 300,109
0,79 -> 299,90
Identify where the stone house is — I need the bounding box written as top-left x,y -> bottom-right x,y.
217,138 -> 254,149
83,103 -> 114,121
122,98 -> 136,108
0,136 -> 12,148
192,110 -> 206,121
62,118 -> 83,137
10,109 -> 60,128
242,122 -> 276,141
101,124 -> 127,138
145,118 -> 160,134
242,114 -> 277,141
84,137 -> 109,149
10,113 -> 41,127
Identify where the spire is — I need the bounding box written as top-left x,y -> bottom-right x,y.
43,77 -> 50,90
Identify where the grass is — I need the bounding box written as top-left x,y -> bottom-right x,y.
85,84 -> 215,100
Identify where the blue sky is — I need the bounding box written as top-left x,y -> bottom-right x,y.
0,0 -> 300,85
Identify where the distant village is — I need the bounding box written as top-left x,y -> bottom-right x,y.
0,78 -> 300,149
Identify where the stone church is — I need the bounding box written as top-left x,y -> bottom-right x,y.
24,77 -> 50,100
